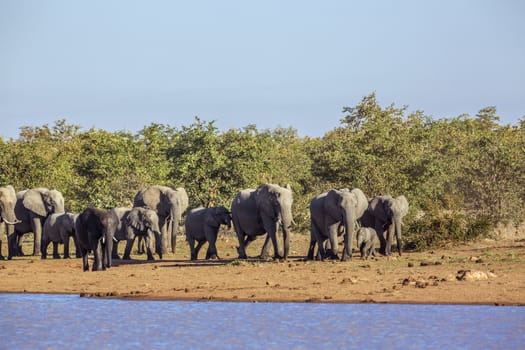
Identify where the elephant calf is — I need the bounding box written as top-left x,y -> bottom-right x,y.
356,227 -> 377,259
75,208 -> 115,271
185,206 -> 231,260
110,207 -> 162,261
42,212 -> 80,259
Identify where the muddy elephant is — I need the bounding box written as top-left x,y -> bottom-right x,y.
42,212 -> 80,259
133,185 -> 188,255
356,227 -> 377,259
0,185 -> 20,260
185,206 -> 231,260
12,188 -> 65,259
360,195 -> 409,256
110,207 -> 162,261
75,208 -> 115,271
307,188 -> 368,261
231,184 -> 293,260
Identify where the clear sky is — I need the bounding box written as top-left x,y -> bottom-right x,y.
1,0 -> 524,139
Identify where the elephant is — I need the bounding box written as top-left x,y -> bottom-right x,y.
185,206 -> 231,260
11,188 -> 65,259
356,227 -> 377,259
133,185 -> 188,255
360,195 -> 409,256
307,188 -> 368,261
0,185 -> 20,260
109,207 -> 162,261
42,212 -> 80,259
75,207 -> 115,271
231,184 -> 293,260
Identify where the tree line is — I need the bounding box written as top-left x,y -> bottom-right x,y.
1,93 -> 524,249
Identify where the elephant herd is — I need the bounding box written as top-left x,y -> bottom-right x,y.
0,184 -> 408,271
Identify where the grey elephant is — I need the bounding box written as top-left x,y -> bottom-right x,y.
75,207 -> 115,271
42,212 -> 80,259
11,188 -> 65,259
307,188 -> 368,261
110,207 -> 162,261
185,206 -> 231,260
360,195 -> 409,256
0,185 -> 20,260
231,184 -> 293,260
133,185 -> 188,255
356,227 -> 377,259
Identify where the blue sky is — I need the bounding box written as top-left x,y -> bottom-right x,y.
1,0 -> 524,139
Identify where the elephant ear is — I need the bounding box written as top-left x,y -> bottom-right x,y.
394,195 -> 409,217
127,209 -> 145,232
23,189 -> 48,217
205,208 -> 220,227
324,190 -> 342,220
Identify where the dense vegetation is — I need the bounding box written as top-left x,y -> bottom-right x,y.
1,93 -> 524,249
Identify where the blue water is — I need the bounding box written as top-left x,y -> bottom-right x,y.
0,294 -> 523,349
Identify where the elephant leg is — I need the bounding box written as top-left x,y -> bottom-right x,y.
375,221 -> 387,255
52,242 -> 60,259
170,219 -> 178,255
260,234 -> 272,259
236,233 -> 249,259
137,236 -> 145,254
73,236 -> 82,258
80,247 -> 89,271
326,223 -> 339,259
187,236 -> 197,260
12,233 -> 24,256
31,216 -> 43,256
306,233 -> 316,261
145,233 -> 155,261
7,233 -> 19,259
385,224 -> 394,256
263,220 -> 282,259
204,228 -> 219,260
41,236 -> 49,259
160,220 -> 169,256
123,238 -> 135,260
153,231 -> 162,260
63,236 -> 71,259
194,240 -> 206,260
307,223 -> 322,260
112,240 -> 121,260
94,241 -> 104,271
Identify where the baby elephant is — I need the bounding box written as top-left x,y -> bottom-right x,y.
356,227 -> 377,259
185,206 -> 231,260
42,212 -> 80,259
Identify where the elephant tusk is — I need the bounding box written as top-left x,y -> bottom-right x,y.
2,218 -> 21,225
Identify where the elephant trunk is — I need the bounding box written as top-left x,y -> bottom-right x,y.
1,204 -> 20,225
342,208 -> 355,260
395,217 -> 402,256
279,208 -> 293,259
170,207 -> 179,254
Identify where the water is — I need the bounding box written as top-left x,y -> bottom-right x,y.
0,294 -> 523,349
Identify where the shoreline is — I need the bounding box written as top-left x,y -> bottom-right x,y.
1,233 -> 523,306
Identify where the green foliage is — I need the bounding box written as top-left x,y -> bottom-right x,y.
2,94 -> 524,249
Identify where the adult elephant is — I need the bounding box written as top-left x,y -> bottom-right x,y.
42,212 -> 80,259
133,186 -> 188,255
307,188 -> 368,261
231,184 -> 293,260
11,188 -> 65,259
360,195 -> 409,256
0,185 -> 20,260
185,206 -> 231,260
110,207 -> 162,261
75,208 -> 115,271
